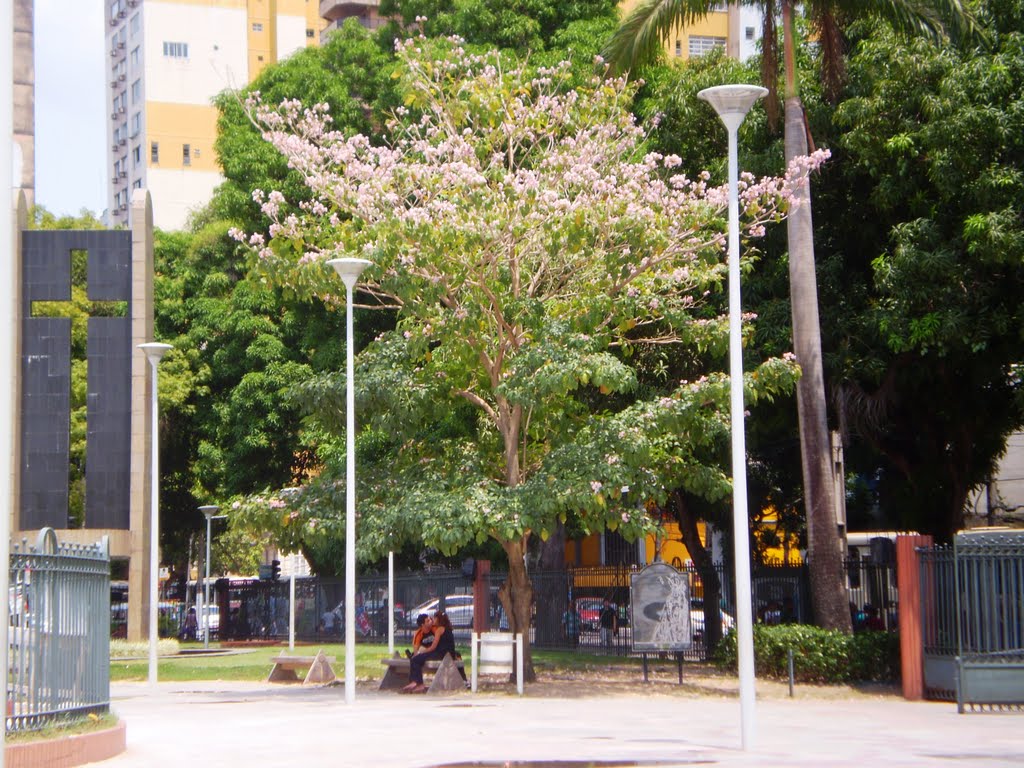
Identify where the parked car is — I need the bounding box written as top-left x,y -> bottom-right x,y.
690,599 -> 734,643
575,598 -> 604,631
197,604 -> 220,641
406,594 -> 476,627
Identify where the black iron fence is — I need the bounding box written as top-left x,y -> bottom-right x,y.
211,558 -> 897,661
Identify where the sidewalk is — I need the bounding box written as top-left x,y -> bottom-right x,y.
99,678 -> 1024,767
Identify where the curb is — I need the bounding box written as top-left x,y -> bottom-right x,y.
6,721 -> 127,768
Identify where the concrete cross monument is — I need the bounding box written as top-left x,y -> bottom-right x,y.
11,189 -> 160,642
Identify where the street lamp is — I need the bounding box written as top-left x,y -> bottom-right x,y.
698,83 -> 768,751
199,505 -> 226,649
326,256 -> 372,705
138,341 -> 173,689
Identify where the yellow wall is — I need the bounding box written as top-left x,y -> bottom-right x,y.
145,102 -> 220,172
247,0 -> 274,80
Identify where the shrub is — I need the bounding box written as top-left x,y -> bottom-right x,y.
110,638 -> 180,659
713,624 -> 900,684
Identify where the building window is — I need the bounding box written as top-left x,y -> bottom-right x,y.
257,55 -> 264,62
163,41 -> 189,59
745,26 -> 755,40
151,142 -> 159,163
133,179 -> 142,189
183,143 -> 191,166
675,40 -> 682,57
689,35 -> 726,57
133,145 -> 142,166
252,22 -> 263,31
130,12 -> 141,35
131,79 -> 141,104
130,46 -> 140,67
131,112 -> 141,137
306,28 -> 315,38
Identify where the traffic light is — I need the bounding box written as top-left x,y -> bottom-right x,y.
271,559 -> 281,581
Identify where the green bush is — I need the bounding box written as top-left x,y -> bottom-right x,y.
713,624 -> 900,684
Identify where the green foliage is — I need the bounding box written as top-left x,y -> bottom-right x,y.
817,3 -> 1024,538
714,624 -> 901,683
377,0 -> 619,53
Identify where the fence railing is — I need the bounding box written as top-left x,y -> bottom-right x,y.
211,558 -> 897,662
9,528 -> 111,733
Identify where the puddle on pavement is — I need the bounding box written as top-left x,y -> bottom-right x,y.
426,761 -> 715,767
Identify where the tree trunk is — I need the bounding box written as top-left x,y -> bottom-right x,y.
498,537 -> 536,681
532,521 -> 568,646
782,0 -> 852,633
670,493 -> 723,653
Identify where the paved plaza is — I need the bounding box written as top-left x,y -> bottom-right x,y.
99,677 -> 1024,768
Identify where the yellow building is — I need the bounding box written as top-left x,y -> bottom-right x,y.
105,0 -> 326,230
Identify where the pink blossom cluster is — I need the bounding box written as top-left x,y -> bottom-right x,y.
233,41 -> 828,344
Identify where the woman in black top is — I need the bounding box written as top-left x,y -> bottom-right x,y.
403,611 -> 456,693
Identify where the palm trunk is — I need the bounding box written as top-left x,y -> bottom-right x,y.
782,0 -> 852,632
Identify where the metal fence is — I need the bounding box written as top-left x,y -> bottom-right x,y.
9,528 -> 111,733
212,558 -> 896,662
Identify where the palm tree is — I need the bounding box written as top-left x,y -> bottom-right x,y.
604,0 -> 979,632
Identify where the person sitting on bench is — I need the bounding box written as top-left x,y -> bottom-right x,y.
402,611 -> 457,693
406,613 -> 434,658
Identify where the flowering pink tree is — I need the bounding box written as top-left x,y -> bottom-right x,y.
235,38 -> 826,676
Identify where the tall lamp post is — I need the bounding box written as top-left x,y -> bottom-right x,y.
139,342 -> 173,689
327,257 -> 372,705
698,84 -> 768,751
199,505 -> 226,649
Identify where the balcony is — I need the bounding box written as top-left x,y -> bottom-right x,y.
320,0 -> 379,22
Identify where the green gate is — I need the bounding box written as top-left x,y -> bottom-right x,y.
919,530 -> 1024,711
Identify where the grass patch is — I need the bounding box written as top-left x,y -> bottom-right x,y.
6,713 -> 119,744
109,642 -> 640,683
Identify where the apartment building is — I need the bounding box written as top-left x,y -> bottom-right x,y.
105,0 -> 324,230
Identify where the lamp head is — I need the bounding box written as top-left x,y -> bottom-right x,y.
199,505 -> 220,519
698,84 -> 768,131
327,257 -> 372,289
138,342 -> 173,362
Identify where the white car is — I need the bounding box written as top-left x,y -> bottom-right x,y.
690,599 -> 734,643
406,595 -> 476,627
197,604 -> 220,640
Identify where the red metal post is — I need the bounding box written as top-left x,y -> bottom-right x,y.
896,534 -> 933,700
473,559 -> 491,634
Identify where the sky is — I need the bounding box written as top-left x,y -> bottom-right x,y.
34,0 -> 107,217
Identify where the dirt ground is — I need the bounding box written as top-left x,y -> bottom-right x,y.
496,660 -> 902,702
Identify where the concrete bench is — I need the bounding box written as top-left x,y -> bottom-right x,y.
379,653 -> 466,693
470,631 -> 524,695
267,649 -> 337,685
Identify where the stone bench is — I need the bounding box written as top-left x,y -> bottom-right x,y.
379,653 -> 466,693
267,649 -> 337,685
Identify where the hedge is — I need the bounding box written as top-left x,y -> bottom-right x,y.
713,624 -> 901,684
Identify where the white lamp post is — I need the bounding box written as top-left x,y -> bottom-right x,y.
199,505 -> 226,649
698,83 -> 768,751
326,257 -> 372,705
138,342 -> 173,689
